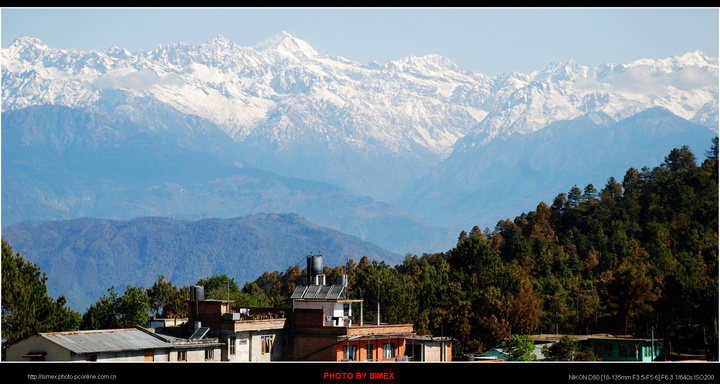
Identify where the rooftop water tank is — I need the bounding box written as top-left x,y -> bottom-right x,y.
190,285 -> 204,302
311,254 -> 323,276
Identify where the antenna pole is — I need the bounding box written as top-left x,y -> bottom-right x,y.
377,279 -> 381,325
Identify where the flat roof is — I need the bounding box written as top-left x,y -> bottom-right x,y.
530,334 -> 659,342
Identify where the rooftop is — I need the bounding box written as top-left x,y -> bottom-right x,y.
38,328 -> 172,354
291,284 -> 346,300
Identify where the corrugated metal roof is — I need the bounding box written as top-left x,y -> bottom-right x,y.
40,328 -> 172,354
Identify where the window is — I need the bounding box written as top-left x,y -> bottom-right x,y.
177,350 -> 187,362
229,337 -> 236,355
603,343 -> 613,357
144,350 -> 154,361
366,344 -> 374,361
619,344 -> 628,359
382,343 -> 396,360
261,335 -> 274,355
205,349 -> 215,360
343,345 -> 357,361
85,355 -> 97,362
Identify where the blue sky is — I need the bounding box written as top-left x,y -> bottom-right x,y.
2,7 -> 718,76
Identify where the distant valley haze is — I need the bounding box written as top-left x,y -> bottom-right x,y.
1,8 -> 717,311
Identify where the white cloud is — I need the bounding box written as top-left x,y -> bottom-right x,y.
92,68 -> 182,91
669,66 -> 718,90
572,64 -> 717,96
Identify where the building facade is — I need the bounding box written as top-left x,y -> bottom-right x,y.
287,254 -> 453,361
5,327 -> 223,362
522,334 -> 663,361
6,254 -> 452,363
184,288 -> 287,362
582,335 -> 661,361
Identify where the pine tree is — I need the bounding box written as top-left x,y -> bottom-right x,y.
147,274 -> 184,317
2,239 -> 81,351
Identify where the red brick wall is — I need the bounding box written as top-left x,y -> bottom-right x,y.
293,308 -> 325,327
292,335 -> 339,361
189,300 -> 228,323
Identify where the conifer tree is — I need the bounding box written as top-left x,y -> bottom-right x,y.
2,239 -> 81,352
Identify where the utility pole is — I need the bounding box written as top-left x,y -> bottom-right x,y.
377,279 -> 381,325
651,326 -> 655,360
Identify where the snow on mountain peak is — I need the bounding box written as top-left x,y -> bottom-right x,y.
10,36 -> 49,50
532,59 -> 588,82
198,35 -> 240,53
1,33 -> 717,168
388,54 -> 462,75
11,35 -> 46,48
1,33 -> 718,209
106,45 -> 132,59
5,36 -> 51,60
254,31 -> 317,58
624,50 -> 718,74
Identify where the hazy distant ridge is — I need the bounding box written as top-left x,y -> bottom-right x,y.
3,34 -> 716,202
2,33 -> 717,254
1,214 -> 402,311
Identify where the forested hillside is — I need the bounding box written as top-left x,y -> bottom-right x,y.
250,139 -> 719,357
1,213 -> 402,311
2,140 -> 717,360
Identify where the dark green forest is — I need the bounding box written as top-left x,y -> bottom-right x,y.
3,139 -> 718,360
249,139 -> 719,358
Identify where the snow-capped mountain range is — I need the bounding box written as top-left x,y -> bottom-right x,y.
5,33 -> 716,182
2,32 -> 718,253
